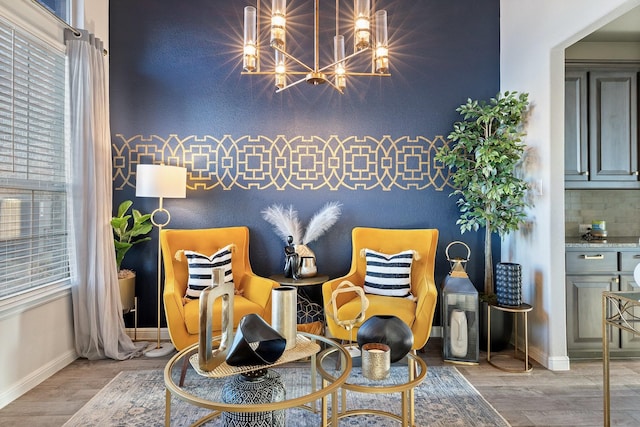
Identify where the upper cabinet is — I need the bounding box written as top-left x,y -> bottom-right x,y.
565,65 -> 639,189
589,71 -> 638,181
565,71 -> 588,182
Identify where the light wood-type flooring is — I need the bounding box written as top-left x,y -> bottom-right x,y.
1,338 -> 640,426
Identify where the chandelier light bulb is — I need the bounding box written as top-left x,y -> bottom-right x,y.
271,0 -> 287,48
354,0 -> 371,50
334,35 -> 346,91
243,6 -> 257,71
275,50 -> 286,89
374,10 -> 389,73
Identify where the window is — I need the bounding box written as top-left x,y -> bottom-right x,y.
34,0 -> 69,24
0,18 -> 68,299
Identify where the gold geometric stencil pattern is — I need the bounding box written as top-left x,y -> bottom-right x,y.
112,134 -> 454,191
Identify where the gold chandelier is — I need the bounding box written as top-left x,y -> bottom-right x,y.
242,0 -> 390,94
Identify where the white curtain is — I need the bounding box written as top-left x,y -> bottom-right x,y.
65,29 -> 145,360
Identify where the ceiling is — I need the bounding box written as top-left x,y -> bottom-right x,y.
581,6 -> 640,42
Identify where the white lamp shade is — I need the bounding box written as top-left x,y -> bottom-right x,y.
136,164 -> 187,199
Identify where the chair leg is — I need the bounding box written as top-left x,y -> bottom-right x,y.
179,355 -> 189,386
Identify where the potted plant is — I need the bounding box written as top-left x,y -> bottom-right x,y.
111,200 -> 152,311
435,91 -> 531,349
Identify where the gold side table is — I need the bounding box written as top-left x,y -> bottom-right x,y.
487,302 -> 533,373
602,291 -> 640,427
270,274 -> 329,303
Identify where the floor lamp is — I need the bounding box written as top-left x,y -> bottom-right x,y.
136,163 -> 187,357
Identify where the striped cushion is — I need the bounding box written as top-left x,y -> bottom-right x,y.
183,245 -> 234,300
363,249 -> 414,298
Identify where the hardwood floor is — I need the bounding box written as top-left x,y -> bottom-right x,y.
1,338 -> 640,426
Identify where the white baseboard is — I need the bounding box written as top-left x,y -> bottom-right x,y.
543,353 -> 571,371
0,349 -> 77,410
513,335 -> 570,371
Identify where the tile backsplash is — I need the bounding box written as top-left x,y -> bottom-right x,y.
565,190 -> 640,237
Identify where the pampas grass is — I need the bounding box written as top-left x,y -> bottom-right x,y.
261,204 -> 303,244
303,201 -> 342,244
262,202 -> 342,245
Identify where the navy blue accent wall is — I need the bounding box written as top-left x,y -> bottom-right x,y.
110,0 -> 500,328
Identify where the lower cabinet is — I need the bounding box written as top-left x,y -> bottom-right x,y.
620,275 -> 640,349
566,249 -> 640,359
566,274 -> 616,354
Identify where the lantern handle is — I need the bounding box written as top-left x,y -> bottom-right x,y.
445,241 -> 471,263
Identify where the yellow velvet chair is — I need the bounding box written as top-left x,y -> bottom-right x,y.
160,226 -> 279,352
322,227 -> 439,351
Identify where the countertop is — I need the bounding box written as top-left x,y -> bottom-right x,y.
565,236 -> 640,248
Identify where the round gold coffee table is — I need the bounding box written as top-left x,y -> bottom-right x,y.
164,333 -> 351,427
316,347 -> 427,427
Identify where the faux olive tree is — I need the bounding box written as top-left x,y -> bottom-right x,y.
435,91 -> 531,298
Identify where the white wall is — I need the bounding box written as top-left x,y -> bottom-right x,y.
500,0 -> 640,370
0,0 -> 110,409
567,41 -> 640,60
0,290 -> 76,408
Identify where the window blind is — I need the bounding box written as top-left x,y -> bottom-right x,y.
0,18 -> 68,299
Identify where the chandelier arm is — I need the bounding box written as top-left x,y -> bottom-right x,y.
271,43 -> 314,73
318,47 -> 371,73
275,76 -> 311,93
324,78 -> 345,94
343,71 -> 391,77
242,71 -> 310,76
275,75 -> 345,95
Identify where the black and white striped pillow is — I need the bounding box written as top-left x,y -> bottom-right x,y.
183,245 -> 234,300
363,249 -> 414,298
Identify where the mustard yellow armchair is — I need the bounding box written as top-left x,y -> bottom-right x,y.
160,227 -> 279,351
322,227 -> 439,351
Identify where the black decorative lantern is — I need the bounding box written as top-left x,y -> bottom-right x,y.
441,241 -> 479,364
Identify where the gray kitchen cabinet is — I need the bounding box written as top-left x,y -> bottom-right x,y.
589,71 -> 638,182
566,274 -> 618,352
565,70 -> 588,182
619,275 -> 640,349
566,248 -> 640,358
564,66 -> 639,189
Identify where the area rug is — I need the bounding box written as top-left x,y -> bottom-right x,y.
63,365 -> 509,426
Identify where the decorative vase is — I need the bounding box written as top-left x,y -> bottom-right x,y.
293,244 -> 317,279
221,370 -> 286,427
297,256 -> 317,278
495,262 -> 522,306
356,315 -> 413,363
271,286 -> 298,350
449,309 -> 468,358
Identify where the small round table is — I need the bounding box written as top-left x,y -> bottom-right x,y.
270,274 -> 329,302
164,333 -> 351,427
486,302 -> 533,373
316,346 -> 427,426
270,274 -> 329,335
